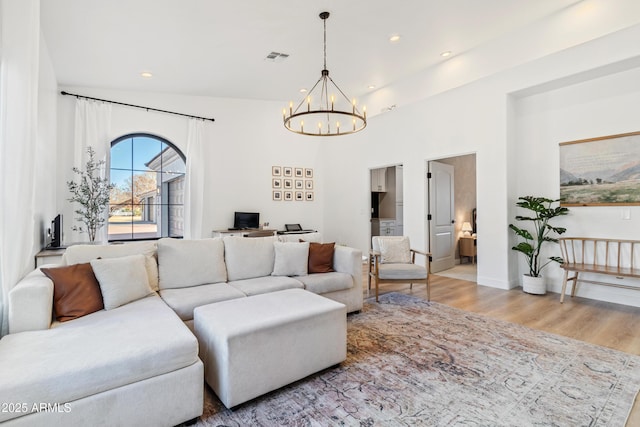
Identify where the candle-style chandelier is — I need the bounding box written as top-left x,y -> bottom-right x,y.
283,11 -> 366,136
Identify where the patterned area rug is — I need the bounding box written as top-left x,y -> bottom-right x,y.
195,293 -> 640,426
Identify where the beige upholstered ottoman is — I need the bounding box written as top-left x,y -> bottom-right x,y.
193,288 -> 347,408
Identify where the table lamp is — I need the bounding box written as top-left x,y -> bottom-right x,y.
462,222 -> 473,236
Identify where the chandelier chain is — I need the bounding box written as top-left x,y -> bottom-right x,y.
323,16 -> 327,71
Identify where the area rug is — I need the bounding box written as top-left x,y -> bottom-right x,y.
194,293 -> 640,426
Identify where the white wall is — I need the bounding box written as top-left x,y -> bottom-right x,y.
321,24 -> 640,307
0,0 -> 58,335
321,79 -> 510,289
56,88 -> 327,241
514,66 -> 640,307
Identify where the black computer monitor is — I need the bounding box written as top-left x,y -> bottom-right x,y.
233,212 -> 259,229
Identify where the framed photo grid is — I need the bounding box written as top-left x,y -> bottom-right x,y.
272,166 -> 313,201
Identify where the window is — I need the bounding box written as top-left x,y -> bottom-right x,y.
109,134 -> 186,241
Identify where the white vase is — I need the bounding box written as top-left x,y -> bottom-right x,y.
522,274 -> 546,295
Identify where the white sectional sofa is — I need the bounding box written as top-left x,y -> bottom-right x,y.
1,235 -> 362,426
157,235 -> 362,329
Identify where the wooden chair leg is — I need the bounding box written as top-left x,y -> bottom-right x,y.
409,282 -> 413,290
570,272 -> 579,297
560,270 -> 569,303
375,277 -> 379,302
426,277 -> 430,301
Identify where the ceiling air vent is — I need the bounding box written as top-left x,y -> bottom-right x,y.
264,52 -> 290,63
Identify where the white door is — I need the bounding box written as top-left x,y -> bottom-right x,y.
428,161 -> 455,273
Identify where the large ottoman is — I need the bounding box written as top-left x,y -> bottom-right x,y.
193,288 -> 347,408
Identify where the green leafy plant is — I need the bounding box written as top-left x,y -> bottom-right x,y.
509,196 -> 569,277
67,146 -> 114,242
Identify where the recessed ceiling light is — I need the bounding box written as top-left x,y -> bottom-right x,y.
440,51 -> 452,57
140,72 -> 153,78
299,88 -> 308,93
368,85 -> 376,90
389,34 -> 401,43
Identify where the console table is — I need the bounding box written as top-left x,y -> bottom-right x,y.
211,229 -> 277,238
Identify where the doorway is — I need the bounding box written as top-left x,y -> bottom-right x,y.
370,165 -> 403,243
427,154 -> 477,278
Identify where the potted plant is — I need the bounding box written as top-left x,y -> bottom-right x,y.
509,196 -> 569,294
67,146 -> 114,242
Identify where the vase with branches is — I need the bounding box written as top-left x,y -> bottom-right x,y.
67,146 -> 114,242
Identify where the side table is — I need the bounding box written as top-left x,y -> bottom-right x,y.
34,247 -> 67,268
459,236 -> 477,264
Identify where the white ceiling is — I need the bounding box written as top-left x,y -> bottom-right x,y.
41,0 -> 581,103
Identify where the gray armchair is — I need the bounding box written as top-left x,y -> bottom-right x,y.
368,236 -> 430,302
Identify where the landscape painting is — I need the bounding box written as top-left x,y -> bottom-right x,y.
560,131 -> 640,206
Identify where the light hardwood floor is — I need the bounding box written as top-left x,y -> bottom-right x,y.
363,269 -> 640,425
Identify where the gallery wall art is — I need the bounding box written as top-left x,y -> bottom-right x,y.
272,166 -> 314,201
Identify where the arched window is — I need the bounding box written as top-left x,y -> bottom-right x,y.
108,134 -> 186,241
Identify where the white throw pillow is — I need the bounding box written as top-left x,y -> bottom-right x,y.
63,241 -> 160,291
272,241 -> 310,277
378,237 -> 411,264
224,236 -> 276,281
157,238 -> 227,289
90,254 -> 153,310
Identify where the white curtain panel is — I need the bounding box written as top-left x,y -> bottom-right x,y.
70,98 -> 112,243
0,0 -> 40,336
184,118 -> 205,238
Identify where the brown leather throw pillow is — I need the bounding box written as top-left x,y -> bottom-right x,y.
306,241 -> 335,273
41,263 -> 104,322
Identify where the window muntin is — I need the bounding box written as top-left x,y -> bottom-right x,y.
109,134 -> 185,241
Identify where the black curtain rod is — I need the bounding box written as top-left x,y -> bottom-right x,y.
60,91 -> 215,122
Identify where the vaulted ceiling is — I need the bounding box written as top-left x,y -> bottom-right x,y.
41,0 -> 581,103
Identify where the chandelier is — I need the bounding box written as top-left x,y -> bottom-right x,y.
283,12 -> 366,136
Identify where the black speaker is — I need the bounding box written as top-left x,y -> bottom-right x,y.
50,214 -> 62,248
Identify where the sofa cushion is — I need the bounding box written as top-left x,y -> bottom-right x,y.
159,283 -> 246,321
224,236 -> 276,281
0,295 -> 198,423
40,263 -> 104,322
158,238 -> 227,289
272,241 -> 309,276
228,276 -> 303,296
63,241 -> 159,291
307,242 -> 335,273
90,254 -> 154,310
378,263 -> 427,280
297,272 -> 353,294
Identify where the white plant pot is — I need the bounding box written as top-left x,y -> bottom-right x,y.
522,274 -> 546,295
